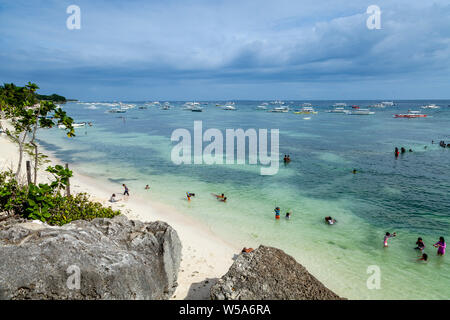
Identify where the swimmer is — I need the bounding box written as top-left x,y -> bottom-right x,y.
285,211 -> 291,219
401,147 -> 406,154
415,237 -> 425,252
186,192 -> 195,201
145,184 -> 150,190
274,207 -> 281,220
219,197 -> 227,202
395,147 -> 399,157
433,237 -> 446,256
324,216 -> 336,225
384,232 -> 397,247
352,169 -> 357,174
418,253 -> 428,262
212,193 -> 225,199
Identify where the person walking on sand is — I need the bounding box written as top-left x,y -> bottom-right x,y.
433,237 -> 446,256
123,184 -> 129,196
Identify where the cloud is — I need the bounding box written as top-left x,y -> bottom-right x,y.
0,0 -> 449,99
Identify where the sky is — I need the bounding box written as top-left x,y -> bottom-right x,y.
0,0 -> 449,100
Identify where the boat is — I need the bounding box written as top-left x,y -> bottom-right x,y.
256,105 -> 268,110
269,106 -> 289,113
421,104 -> 440,109
222,105 -> 236,110
294,106 -> 318,114
328,107 -> 349,114
183,102 -> 201,110
369,103 -> 386,108
332,102 -> 347,107
348,108 -> 375,115
58,122 -> 86,129
381,101 -> 395,106
394,110 -> 427,118
303,117 -> 311,120
138,106 -> 148,109
108,108 -> 126,113
191,106 -> 203,112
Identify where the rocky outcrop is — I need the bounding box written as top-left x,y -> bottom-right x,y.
211,245 -> 344,300
0,215 -> 182,300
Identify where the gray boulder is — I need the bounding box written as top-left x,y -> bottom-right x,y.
211,245 -> 344,300
0,215 -> 182,300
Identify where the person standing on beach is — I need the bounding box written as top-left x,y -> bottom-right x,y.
433,237 -> 446,256
123,184 -> 129,196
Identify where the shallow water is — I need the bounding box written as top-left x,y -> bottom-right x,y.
38,100 -> 450,299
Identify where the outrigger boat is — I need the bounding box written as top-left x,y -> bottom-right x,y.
328,107 -> 349,114
269,106 -> 289,113
348,108 -> 375,115
394,110 -> 427,118
294,106 -> 318,114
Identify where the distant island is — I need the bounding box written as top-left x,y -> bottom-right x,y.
36,93 -> 78,103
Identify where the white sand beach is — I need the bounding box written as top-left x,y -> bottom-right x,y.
0,121 -> 240,300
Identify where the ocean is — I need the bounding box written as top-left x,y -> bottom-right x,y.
37,100 -> 450,299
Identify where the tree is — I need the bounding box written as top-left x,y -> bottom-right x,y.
0,82 -> 75,182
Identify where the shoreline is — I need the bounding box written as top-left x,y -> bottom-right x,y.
0,124 -> 240,300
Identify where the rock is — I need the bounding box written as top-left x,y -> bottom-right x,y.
210,245 -> 344,300
0,215 -> 182,300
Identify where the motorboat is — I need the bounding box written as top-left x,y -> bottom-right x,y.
269,106 -> 289,113
332,102 -> 347,107
58,122 -> 86,129
328,107 -> 349,114
108,108 -> 126,113
294,106 -> 318,114
348,108 -> 375,115
256,105 -> 268,110
394,110 -> 427,118
222,105 -> 237,110
421,104 -> 440,109
191,106 -> 203,112
381,101 -> 395,106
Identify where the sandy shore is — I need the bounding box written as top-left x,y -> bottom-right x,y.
0,122 -> 240,300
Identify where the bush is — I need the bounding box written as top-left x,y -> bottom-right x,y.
0,169 -> 120,226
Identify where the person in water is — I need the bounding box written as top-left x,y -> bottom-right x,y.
186,192 -> 195,201
352,169 -> 357,174
433,237 -> 446,256
109,194 -> 120,203
274,207 -> 281,220
145,184 -> 150,190
213,193 -> 225,199
287,155 -> 291,162
285,211 -> 291,219
415,237 -> 425,252
324,216 -> 336,225
395,147 -> 399,157
219,197 -> 227,202
401,147 -> 406,154
418,253 -> 428,262
384,232 -> 397,247
122,184 -> 129,196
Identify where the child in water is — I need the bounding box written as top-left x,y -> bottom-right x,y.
274,207 -> 281,220
285,211 -> 292,219
418,253 -> 428,262
384,232 -> 397,247
433,237 -> 446,256
415,237 -> 425,252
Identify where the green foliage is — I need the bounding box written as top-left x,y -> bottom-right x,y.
0,168 -> 121,225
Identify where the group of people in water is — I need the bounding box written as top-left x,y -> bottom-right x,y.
283,155 -> 291,164
185,192 -> 227,202
394,147 -> 413,157
384,232 -> 446,261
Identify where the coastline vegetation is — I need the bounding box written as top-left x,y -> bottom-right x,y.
0,82 -> 120,225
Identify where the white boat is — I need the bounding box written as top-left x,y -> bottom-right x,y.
328,107 -> 349,114
58,122 -> 86,129
294,107 -> 318,114
421,104 -> 440,109
269,106 -> 289,113
348,108 -> 375,115
108,108 -> 126,113
191,106 -> 203,112
369,103 -> 386,108
381,101 -> 395,106
332,102 -> 347,107
183,102 -> 201,110
303,117 -> 311,120
222,105 -> 236,110
271,100 -> 285,105
256,105 -> 268,110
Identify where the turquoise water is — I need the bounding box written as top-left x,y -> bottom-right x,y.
38,101 -> 450,299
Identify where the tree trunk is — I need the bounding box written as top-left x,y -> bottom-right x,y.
65,163 -> 71,197
15,132 -> 28,180
26,161 -> 32,185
